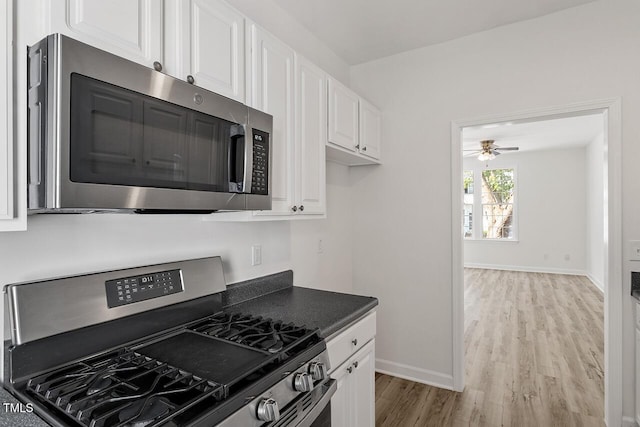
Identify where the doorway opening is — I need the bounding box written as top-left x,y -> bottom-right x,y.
451,99 -> 622,426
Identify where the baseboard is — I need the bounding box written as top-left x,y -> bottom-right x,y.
586,273 -> 605,293
464,263 -> 586,276
622,415 -> 636,427
375,358 -> 454,390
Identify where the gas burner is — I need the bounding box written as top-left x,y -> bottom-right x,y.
118,396 -> 171,427
190,313 -> 311,356
26,350 -> 223,427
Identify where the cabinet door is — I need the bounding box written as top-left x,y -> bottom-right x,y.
636,328 -> 640,424
248,23 -> 295,215
295,55 -> 326,216
0,0 -> 20,230
328,76 -> 359,152
168,0 -> 245,101
352,340 -> 375,427
331,359 -> 353,427
359,99 -> 381,160
50,0 -> 163,67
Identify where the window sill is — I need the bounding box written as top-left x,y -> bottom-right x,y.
464,238 -> 519,243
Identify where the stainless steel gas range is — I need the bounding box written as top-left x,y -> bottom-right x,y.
3,256 -> 335,426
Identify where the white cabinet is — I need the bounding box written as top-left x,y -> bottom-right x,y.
636,304 -> 640,425
49,0 -> 163,68
165,0 -> 245,102
327,311 -> 376,427
247,23 -> 296,216
0,0 -> 20,231
293,55 -> 326,216
359,99 -> 382,160
636,327 -> 640,425
327,76 -> 382,166
328,76 -> 359,152
248,26 -> 325,218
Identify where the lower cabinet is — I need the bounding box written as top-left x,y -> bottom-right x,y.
331,340 -> 375,427
327,311 -> 376,427
636,306 -> 640,424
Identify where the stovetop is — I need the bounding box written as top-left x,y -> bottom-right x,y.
21,312 -> 324,427
4,257 -> 331,427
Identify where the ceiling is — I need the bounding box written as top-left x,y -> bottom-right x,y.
462,114 -> 604,155
272,0 -> 597,65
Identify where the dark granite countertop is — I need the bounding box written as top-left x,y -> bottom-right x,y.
224,271 -> 378,338
0,388 -> 49,426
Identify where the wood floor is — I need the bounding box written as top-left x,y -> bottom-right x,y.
375,269 -> 604,427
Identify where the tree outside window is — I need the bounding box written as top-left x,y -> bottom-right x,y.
463,168 -> 515,240
481,169 -> 514,239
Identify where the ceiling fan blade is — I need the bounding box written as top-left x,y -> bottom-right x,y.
495,146 -> 519,151
463,149 -> 480,151
492,150 -> 501,156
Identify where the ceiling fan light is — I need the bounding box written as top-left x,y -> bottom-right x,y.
477,151 -> 496,161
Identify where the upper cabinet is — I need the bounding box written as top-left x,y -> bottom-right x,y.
328,76 -> 359,152
359,99 -> 382,160
293,55 -> 326,216
0,0 -> 21,231
49,0 -> 163,68
247,22 -> 296,216
327,76 -> 382,166
165,0 -> 245,102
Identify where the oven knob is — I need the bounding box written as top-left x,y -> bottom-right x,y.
293,372 -> 314,392
257,398 -> 280,422
309,362 -> 328,381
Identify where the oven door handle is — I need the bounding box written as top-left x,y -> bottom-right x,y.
295,379 -> 337,427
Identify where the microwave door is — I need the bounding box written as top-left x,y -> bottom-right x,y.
228,125 -> 252,193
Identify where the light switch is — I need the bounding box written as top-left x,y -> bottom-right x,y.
629,240 -> 640,261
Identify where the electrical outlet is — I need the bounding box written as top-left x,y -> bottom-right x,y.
318,239 -> 324,254
252,245 -> 262,266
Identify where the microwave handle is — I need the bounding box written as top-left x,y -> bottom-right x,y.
229,125 -> 252,193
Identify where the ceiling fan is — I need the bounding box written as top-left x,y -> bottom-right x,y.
464,140 -> 519,161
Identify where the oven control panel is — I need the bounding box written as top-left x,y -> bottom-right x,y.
105,269 -> 184,308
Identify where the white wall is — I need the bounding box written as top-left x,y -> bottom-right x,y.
586,132 -> 605,291
463,148 -> 587,275
226,0 -> 350,86
0,3 -> 353,380
350,0 -> 640,416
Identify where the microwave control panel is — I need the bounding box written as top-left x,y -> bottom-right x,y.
251,130 -> 269,195
105,269 -> 184,308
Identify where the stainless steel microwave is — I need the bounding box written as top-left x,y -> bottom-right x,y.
27,34 -> 272,213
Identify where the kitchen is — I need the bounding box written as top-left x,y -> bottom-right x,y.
1,0 -> 639,426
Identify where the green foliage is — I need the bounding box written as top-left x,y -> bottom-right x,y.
482,169 -> 514,203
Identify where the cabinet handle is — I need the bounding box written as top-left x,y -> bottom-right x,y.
153,61 -> 163,72
355,144 -> 360,149
353,361 -> 359,369
291,206 -> 298,212
347,366 -> 353,374
352,338 -> 358,346
299,205 -> 304,212
187,75 -> 195,84
362,146 -> 367,152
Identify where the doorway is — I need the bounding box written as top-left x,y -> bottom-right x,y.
450,99 -> 622,426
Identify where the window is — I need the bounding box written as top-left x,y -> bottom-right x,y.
481,169 -> 515,239
463,168 -> 516,240
463,170 -> 473,238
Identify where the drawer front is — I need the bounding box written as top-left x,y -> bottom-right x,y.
327,311 -> 376,373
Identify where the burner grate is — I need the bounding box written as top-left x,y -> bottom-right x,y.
189,313 -> 315,355
26,349 -> 224,427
